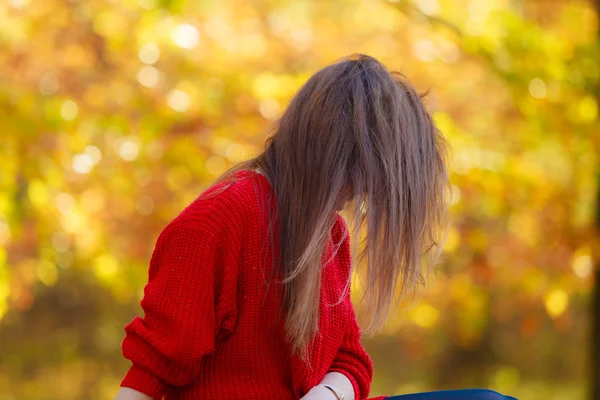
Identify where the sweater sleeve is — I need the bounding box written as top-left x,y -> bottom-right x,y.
329,306 -> 374,400
120,214 -> 241,399
328,215 -> 374,400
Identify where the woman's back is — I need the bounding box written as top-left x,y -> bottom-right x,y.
120,169 -> 376,400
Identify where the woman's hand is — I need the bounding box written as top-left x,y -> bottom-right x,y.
114,387 -> 154,400
300,384 -> 339,400
300,371 -> 355,400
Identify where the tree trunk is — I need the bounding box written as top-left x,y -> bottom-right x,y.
592,2 -> 600,399
592,171 -> 600,400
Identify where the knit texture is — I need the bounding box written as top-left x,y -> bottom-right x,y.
120,169 -> 387,400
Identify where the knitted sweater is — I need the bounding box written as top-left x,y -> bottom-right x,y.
120,169 -> 387,400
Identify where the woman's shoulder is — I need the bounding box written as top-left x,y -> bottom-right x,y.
169,169 -> 267,236
332,213 -> 350,245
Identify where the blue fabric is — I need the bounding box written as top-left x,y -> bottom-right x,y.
385,388 -> 518,400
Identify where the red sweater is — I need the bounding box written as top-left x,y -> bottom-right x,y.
120,169 -> 387,400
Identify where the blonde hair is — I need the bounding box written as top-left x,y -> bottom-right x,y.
212,53 -> 451,360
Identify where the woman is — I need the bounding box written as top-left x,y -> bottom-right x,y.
115,54 -> 517,400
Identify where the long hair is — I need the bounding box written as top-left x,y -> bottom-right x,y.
209,53 -> 451,360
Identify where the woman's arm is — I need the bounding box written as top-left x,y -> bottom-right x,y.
318,215 -> 373,400
301,371 -> 355,400
117,215 -> 241,399
114,387 -> 153,400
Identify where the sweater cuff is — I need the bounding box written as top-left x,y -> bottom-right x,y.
121,364 -> 167,400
